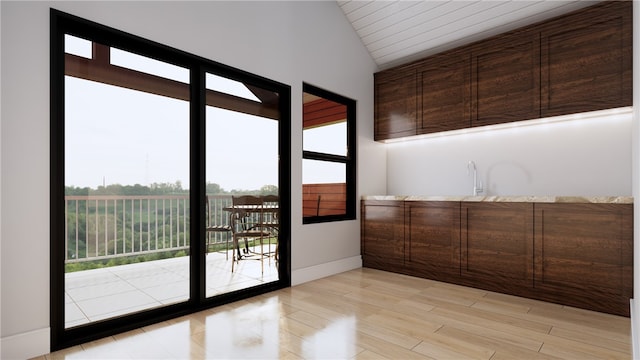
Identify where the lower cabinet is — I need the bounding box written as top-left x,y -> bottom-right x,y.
361,200 -> 405,272
461,203 -> 534,291
405,201 -> 461,280
361,200 -> 634,316
533,203 -> 633,316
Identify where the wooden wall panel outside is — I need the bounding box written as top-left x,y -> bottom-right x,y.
303,98 -> 346,129
303,183 -> 346,217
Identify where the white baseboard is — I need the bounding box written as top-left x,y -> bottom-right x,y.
291,255 -> 362,286
1,327 -> 50,360
632,299 -> 639,360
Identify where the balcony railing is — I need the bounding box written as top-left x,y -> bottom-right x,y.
64,194 -> 232,263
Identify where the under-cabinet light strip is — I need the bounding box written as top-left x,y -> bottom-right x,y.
382,107 -> 633,144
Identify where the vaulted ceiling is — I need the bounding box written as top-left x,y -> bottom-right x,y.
337,0 -> 603,70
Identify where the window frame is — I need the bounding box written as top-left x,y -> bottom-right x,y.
302,83 -> 356,224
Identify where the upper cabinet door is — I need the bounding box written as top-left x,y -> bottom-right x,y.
471,30 -> 540,128
419,51 -> 471,134
540,1 -> 632,118
374,68 -> 418,140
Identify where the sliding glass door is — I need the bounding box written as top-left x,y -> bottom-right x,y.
51,9 -> 290,350
63,35 -> 192,329
204,73 -> 281,297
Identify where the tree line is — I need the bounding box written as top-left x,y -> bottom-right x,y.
65,181 -> 278,196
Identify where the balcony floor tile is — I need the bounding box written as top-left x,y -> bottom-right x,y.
65,247 -> 279,328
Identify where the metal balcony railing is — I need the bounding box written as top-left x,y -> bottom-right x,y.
64,194 -> 232,263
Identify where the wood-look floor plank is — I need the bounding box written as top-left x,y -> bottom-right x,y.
436,325 -> 562,360
482,291 -> 565,311
286,309 -> 332,330
364,308 -> 443,339
354,318 -> 423,350
292,287 -> 382,319
354,331 -> 436,360
549,326 -> 631,354
363,281 -> 423,299
540,340 -> 630,360
343,286 -> 407,309
414,327 -> 497,360
354,349 -> 391,360
278,314 -> 319,338
284,295 -> 349,322
528,304 -> 631,339
302,275 -> 362,296
429,298 -> 553,335
471,296 -> 534,315
420,288 -> 485,306
421,306 -> 546,352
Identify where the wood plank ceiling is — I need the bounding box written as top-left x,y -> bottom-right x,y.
337,0 -> 602,70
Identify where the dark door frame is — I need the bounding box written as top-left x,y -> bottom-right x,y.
50,8 -> 291,351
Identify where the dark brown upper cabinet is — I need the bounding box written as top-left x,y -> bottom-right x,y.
373,1 -> 632,141
374,67 -> 418,141
540,1 -> 632,118
419,50 -> 471,134
471,30 -> 540,127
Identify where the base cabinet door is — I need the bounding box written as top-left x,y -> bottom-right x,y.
406,201 -> 460,279
361,200 -> 405,271
461,203 -> 534,292
534,203 -> 633,316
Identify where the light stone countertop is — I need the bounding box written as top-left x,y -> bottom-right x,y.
362,195 -> 633,204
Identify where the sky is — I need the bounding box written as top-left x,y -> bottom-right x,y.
65,76 -> 282,191
64,35 -> 344,191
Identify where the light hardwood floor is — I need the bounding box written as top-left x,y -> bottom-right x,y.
38,268 -> 631,359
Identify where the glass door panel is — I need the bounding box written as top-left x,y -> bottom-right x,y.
204,72 -> 280,298
64,36 -> 190,328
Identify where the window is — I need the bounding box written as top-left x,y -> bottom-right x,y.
302,83 -> 356,223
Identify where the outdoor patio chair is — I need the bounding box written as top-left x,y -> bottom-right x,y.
261,194 -> 279,262
205,195 -> 232,259
230,195 -> 272,273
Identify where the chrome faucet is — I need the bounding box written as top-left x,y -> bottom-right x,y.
467,161 -> 483,196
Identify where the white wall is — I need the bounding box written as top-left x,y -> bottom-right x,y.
632,2 -> 639,359
386,110 -> 632,197
0,1 -> 382,358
